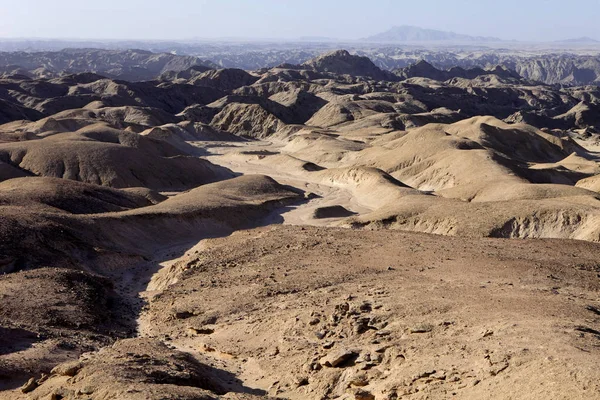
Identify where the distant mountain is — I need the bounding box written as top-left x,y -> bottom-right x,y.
362,25 -> 502,43
555,37 -> 600,44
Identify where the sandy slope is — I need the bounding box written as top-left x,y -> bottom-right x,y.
26,226 -> 600,400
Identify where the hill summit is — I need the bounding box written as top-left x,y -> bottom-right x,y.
302,49 -> 397,81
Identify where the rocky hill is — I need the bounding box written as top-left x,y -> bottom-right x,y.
301,50 -> 398,81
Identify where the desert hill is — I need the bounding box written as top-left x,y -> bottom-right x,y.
0,124 -> 234,189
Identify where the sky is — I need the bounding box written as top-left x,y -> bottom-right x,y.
0,0 -> 599,42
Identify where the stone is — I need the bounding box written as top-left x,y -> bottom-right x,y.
482,329 -> 494,337
412,370 -> 436,382
489,361 -> 509,376
20,378 -> 38,394
79,386 -> 95,395
355,352 -> 371,363
320,349 -> 358,368
410,324 -> 434,333
350,373 -> 369,387
269,347 -> 280,356
354,317 -> 372,334
294,375 -> 309,387
188,327 -> 215,335
51,361 -> 84,377
431,370 -> 447,380
315,331 -> 327,339
174,310 -> 194,319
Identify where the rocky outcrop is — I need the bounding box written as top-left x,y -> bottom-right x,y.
302,50 -> 398,81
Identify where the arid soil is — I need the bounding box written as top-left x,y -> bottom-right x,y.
0,50 -> 599,399
13,226 -> 600,399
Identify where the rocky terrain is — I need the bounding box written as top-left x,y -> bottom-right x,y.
3,45 -> 600,86
0,49 -> 217,81
0,49 -> 599,399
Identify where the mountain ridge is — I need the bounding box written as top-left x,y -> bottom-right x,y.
362,25 -> 503,43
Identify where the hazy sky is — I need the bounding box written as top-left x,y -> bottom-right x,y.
1,0 -> 599,41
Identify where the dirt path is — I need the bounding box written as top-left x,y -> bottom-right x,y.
196,140 -> 373,226
128,139 -> 374,395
